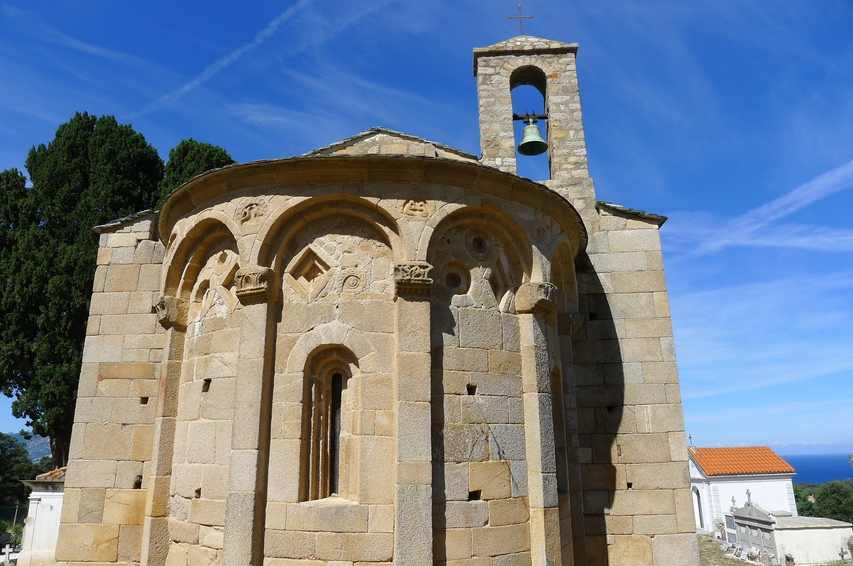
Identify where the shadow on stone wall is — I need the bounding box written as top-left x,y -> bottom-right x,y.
430,300 -> 452,563
570,252 -> 625,566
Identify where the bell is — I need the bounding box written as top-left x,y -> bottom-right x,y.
517,123 -> 548,156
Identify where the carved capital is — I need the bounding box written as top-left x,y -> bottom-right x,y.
558,312 -> 585,336
394,261 -> 433,296
515,282 -> 557,316
235,265 -> 278,305
155,296 -> 188,330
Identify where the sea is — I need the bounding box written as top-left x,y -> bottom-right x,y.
780,453 -> 853,485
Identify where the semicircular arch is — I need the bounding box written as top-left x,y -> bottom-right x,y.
255,193 -> 404,273
163,215 -> 240,300
426,206 -> 534,283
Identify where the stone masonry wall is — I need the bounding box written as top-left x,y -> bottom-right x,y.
57,214 -> 165,566
572,204 -> 698,565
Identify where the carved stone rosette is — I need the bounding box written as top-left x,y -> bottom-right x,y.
235,265 -> 278,305
515,282 -> 557,317
394,261 -> 433,296
155,296 -> 189,330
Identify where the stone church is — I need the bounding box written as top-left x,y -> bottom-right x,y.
55,36 -> 699,566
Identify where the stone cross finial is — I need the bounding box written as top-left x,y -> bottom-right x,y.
746,489 -> 752,503
508,4 -> 534,35
731,496 -> 737,510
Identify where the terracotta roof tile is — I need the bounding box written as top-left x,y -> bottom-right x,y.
34,466 -> 67,481
689,446 -> 794,476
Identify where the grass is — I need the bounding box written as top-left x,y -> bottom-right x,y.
698,535 -> 748,566
698,535 -> 850,566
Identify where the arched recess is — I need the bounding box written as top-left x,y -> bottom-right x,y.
427,207 -> 533,311
551,239 -> 586,562
156,217 -> 242,566
256,193 -> 404,271
265,322 -> 383,509
300,346 -> 359,501
428,207 -> 536,562
161,214 -> 241,300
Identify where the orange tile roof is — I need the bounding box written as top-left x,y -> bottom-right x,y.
34,466 -> 66,481
689,446 -> 795,476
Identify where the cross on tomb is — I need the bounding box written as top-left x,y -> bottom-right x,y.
746,489 -> 752,503
2,544 -> 12,566
508,4 -> 534,35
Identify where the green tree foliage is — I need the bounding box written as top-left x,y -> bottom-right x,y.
1,114 -> 234,467
793,483 -> 816,517
0,432 -> 51,505
813,480 -> 853,523
0,112 -> 164,466
157,138 -> 235,204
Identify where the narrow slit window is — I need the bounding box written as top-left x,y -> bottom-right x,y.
329,372 -> 343,495
304,360 -> 352,501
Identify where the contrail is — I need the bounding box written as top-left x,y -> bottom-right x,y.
695,157 -> 853,253
136,0 -> 314,116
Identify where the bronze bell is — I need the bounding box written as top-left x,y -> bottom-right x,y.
518,123 -> 548,156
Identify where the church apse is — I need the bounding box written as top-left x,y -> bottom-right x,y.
56,32 -> 697,566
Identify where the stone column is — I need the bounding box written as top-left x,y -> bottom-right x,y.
393,262 -> 434,566
516,282 -> 563,566
222,265 -> 278,566
141,296 -> 188,566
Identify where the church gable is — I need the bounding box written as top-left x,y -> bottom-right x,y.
303,127 -> 478,163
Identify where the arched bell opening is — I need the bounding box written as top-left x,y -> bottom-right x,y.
510,65 -> 550,181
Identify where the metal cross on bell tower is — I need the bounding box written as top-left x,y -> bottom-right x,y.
508,4 -> 534,35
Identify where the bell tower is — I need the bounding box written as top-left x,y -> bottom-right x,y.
474,36 -> 597,215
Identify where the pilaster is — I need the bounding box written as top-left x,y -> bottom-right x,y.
222,265 -> 278,566
393,262 -> 434,566
516,282 -> 563,565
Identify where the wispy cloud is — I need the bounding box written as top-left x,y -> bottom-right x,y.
136,0 -> 316,116
673,269 -> 853,399
717,158 -> 853,248
666,158 -> 853,254
1,4 -> 24,17
39,27 -> 161,72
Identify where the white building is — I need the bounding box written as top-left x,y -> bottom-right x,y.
688,446 -> 797,534
16,467 -> 65,566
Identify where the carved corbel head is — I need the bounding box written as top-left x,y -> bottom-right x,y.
515,282 -> 557,317
154,296 -> 189,330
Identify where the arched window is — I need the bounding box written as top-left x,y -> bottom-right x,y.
510,65 -> 549,181
302,350 -> 355,500
693,487 -> 705,529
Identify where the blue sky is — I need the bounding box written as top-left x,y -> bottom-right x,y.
1,1 -> 851,456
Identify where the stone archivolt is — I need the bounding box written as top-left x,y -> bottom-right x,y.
57,34 -> 698,566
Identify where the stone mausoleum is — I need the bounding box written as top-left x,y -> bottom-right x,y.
55,36 -> 699,566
